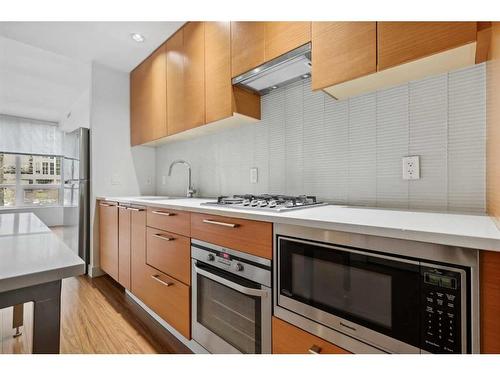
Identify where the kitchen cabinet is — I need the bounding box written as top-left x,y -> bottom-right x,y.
118,206 -> 131,289
377,22 -> 477,70
130,43 -> 167,145
311,22 -> 377,91
183,22 -> 206,132
190,212 -> 273,259
480,251 -> 500,353
166,28 -> 185,136
272,317 -> 351,354
231,21 -> 266,78
146,206 -> 191,237
99,201 -> 119,281
265,22 -> 311,61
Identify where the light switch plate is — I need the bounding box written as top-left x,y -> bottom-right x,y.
250,167 -> 258,184
402,156 -> 420,180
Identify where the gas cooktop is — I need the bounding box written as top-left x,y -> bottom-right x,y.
201,194 -> 327,212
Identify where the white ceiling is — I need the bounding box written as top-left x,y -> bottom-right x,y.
0,22 -> 184,72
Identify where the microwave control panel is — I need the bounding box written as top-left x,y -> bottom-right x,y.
420,267 -> 462,353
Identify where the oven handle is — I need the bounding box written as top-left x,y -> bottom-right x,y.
193,264 -> 268,298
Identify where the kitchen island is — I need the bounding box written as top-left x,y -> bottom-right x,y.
0,212 -> 85,353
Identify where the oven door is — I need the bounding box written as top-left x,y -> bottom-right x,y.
277,236 -> 421,353
192,260 -> 271,354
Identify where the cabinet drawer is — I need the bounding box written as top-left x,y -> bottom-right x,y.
147,207 -> 190,236
133,263 -> 191,339
190,213 -> 272,259
146,227 -> 191,285
272,317 -> 351,354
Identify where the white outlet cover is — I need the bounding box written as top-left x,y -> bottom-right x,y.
162,175 -> 167,185
250,167 -> 258,184
402,156 -> 420,180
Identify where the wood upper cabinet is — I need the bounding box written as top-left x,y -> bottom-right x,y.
231,22 -> 266,77
166,29 -> 185,135
377,22 -> 477,70
183,22 -> 205,131
312,22 -> 377,90
265,22 -> 311,61
99,201 -> 119,281
272,317 -> 351,354
118,206 -> 131,289
130,43 -> 167,145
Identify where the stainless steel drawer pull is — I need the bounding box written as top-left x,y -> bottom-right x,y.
153,234 -> 175,241
151,274 -> 173,287
152,210 -> 175,216
308,345 -> 322,354
128,207 -> 144,211
118,205 -> 128,209
202,219 -> 239,228
99,202 -> 114,207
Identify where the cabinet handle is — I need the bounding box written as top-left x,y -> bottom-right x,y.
128,207 -> 144,211
99,202 -> 115,207
154,234 -> 175,241
308,345 -> 322,354
151,274 -> 173,287
202,219 -> 239,228
152,210 -> 175,216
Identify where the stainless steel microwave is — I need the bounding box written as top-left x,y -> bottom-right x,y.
273,224 -> 480,354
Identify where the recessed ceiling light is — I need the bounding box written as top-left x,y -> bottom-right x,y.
271,85 -> 278,89
130,33 -> 145,43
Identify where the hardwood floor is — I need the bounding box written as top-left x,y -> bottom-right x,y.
0,275 -> 192,354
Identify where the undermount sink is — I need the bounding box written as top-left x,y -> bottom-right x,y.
131,196 -> 179,201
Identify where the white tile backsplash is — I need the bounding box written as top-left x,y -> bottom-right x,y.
156,64 -> 486,213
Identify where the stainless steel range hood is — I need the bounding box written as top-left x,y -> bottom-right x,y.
232,43 -> 311,95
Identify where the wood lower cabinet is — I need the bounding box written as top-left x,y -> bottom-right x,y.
377,22 -> 477,70
146,206 -> 191,237
99,201 -> 119,281
312,22 -> 377,90
118,206 -> 132,289
272,317 -> 351,354
190,213 -> 272,259
146,227 -> 191,285
231,21 -> 266,77
265,22 -> 311,61
480,250 -> 500,353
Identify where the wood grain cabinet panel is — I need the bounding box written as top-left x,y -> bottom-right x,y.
231,21 -> 266,77
272,317 -> 351,354
166,28 -> 185,136
118,206 -> 131,289
312,22 -> 377,90
190,213 -> 272,259
99,201 -> 119,281
130,207 -> 147,295
265,22 -> 311,61
183,22 -> 205,131
146,207 -> 191,236
146,227 -> 191,285
480,251 -> 500,353
377,22 -> 477,70
130,43 -> 167,145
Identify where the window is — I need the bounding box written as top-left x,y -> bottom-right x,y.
0,153 -> 63,208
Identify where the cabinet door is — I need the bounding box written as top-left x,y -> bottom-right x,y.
130,44 -> 167,145
166,29 -> 185,135
312,22 -> 377,90
231,21 -> 266,77
118,206 -> 131,289
183,22 -> 205,131
265,22 -> 311,61
378,22 -> 477,70
272,317 -> 351,354
205,21 -> 232,124
99,201 -> 118,280
130,206 -> 146,295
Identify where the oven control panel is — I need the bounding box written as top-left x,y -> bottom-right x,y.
420,267 -> 463,353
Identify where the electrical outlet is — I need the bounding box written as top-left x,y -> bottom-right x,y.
162,175 -> 167,185
250,168 -> 258,184
402,156 -> 420,180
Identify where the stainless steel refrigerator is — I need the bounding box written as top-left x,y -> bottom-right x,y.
62,127 -> 90,272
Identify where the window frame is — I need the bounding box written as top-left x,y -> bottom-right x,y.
0,152 -> 64,208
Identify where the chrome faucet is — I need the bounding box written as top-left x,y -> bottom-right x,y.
168,160 -> 196,198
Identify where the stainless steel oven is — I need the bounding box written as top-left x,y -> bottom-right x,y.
191,239 -> 272,354
274,224 -> 480,354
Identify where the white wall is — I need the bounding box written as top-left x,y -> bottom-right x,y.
89,62 -> 156,275
58,88 -> 91,132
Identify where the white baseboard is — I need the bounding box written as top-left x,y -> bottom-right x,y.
125,289 -> 209,354
88,265 -> 105,278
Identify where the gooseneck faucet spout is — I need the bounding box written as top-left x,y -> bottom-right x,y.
168,160 -> 196,198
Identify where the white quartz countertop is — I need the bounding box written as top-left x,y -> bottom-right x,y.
99,196 -> 500,252
0,213 -> 85,293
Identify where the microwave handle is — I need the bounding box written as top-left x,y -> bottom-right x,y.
193,264 -> 268,298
